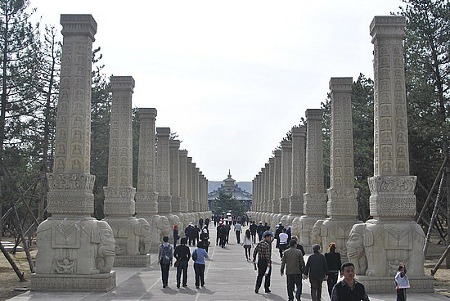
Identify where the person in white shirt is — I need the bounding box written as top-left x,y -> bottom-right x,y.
243,229 -> 253,260
278,228 -> 289,258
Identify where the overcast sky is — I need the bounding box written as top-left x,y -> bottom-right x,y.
33,0 -> 404,182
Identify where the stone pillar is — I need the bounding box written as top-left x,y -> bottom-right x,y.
272,150 -> 282,215
297,109 -> 327,250
103,76 -> 150,267
319,77 -> 360,260
179,150 -> 189,222
186,158 -> 194,217
290,126 -> 306,215
290,126 -> 307,238
280,140 -> 293,226
346,16 -> 432,293
33,14 -> 116,292
134,108 -> 162,252
155,127 -> 180,233
169,140 -> 182,228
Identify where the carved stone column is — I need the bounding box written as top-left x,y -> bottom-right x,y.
272,150 -> 282,216
155,127 -> 179,233
33,14 -> 116,292
178,150 -> 189,225
103,76 -> 150,267
134,108 -> 162,252
290,126 -> 306,215
280,140 -> 293,226
297,109 -> 327,250
290,126 -> 306,238
186,157 -> 194,223
346,16 -> 432,293
318,78 -> 361,261
169,140 -> 182,228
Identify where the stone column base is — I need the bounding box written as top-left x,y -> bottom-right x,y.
114,254 -> 150,267
31,271 -> 116,292
357,275 -> 434,294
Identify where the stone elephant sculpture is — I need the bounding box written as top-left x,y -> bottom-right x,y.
35,217 -> 115,275
347,220 -> 425,277
135,218 -> 152,255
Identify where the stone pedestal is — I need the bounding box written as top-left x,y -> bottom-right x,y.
31,271 -> 116,292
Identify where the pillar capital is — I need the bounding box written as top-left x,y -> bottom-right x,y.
170,139 -> 181,149
60,14 -> 97,40
329,77 -> 353,92
139,108 -> 157,119
305,109 -> 323,121
156,127 -> 171,137
110,76 -> 135,92
370,16 -> 406,42
291,125 -> 306,137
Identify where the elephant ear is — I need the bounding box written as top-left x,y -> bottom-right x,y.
363,229 -> 374,247
134,220 -> 142,236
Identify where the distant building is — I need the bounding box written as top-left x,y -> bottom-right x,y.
208,170 -> 253,211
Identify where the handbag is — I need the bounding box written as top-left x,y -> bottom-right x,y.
174,259 -> 179,267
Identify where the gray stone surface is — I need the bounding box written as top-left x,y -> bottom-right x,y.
15,227 -> 446,300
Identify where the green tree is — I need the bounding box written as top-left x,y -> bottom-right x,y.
212,191 -> 247,218
399,0 -> 450,266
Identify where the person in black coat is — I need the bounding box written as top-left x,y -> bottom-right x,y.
325,242 -> 342,297
304,244 -> 328,301
174,237 -> 191,288
249,221 -> 258,243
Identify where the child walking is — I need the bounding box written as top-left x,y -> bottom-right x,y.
395,263 -> 410,301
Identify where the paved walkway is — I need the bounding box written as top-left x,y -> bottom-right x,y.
10,225 -> 448,301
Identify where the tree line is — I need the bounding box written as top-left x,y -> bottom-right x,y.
0,0 -> 448,242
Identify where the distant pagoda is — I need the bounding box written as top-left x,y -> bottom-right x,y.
208,170 -> 252,210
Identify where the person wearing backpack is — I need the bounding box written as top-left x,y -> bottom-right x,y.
192,241 -> 209,289
158,236 -> 173,288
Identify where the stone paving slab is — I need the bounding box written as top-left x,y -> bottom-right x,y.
9,225 -> 449,300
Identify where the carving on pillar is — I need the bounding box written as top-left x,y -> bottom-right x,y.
156,127 -> 173,213
279,141 -> 292,215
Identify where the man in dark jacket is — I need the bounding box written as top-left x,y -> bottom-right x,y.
174,237 -> 191,288
249,221 -> 258,243
303,244 -> 328,301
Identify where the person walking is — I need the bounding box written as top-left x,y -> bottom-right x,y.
256,221 -> 265,241
278,227 -> 289,258
173,224 -> 179,248
158,236 -> 173,288
192,241 -> 209,289
249,221 -> 257,243
253,231 -> 273,294
303,244 -> 328,301
243,229 -> 252,261
325,242 -> 342,297
331,262 -> 370,301
290,235 -> 306,256
173,237 -> 190,288
200,225 -> 210,253
235,221 -> 242,244
281,240 -> 305,301
395,263 -> 409,301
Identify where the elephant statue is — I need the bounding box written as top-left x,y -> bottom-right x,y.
35,217 -> 116,275
135,218 -> 152,255
346,220 -> 425,277
310,219 -> 325,247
